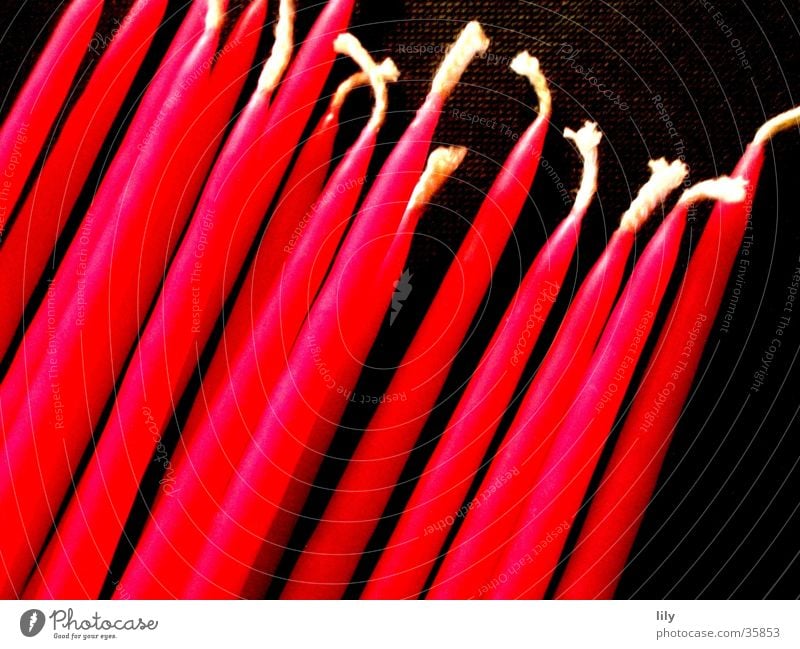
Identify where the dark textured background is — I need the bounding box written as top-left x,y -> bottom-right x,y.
1,0 -> 799,599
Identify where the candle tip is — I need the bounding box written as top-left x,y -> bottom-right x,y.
407,146 -> 468,214
753,105 -> 800,145
564,121 -> 602,218
431,22 -> 489,99
678,176 -> 748,206
334,34 -> 400,131
256,0 -> 295,96
619,158 -> 687,232
511,52 -> 551,117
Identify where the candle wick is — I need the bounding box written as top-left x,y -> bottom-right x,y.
334,34 -> 400,131
563,121 -> 602,219
753,105 -> 800,145
431,22 -> 489,100
257,0 -> 295,96
407,146 -> 467,215
511,51 -> 551,117
329,60 -> 400,118
677,176 -> 748,206
619,158 -> 687,232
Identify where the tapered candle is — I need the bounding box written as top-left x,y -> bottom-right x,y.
0,0 -> 231,423
0,0 -> 168,361
0,1 -> 230,598
201,59 -> 397,408
22,0 -> 273,600
428,158 -> 688,599
191,144 -> 466,600
486,177 -> 747,600
0,0 -> 103,239
178,23 -> 488,599
357,122 -> 602,601
556,106 -> 800,600
280,51 -> 550,600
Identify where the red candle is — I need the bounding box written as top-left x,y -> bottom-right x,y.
190,144 -> 467,600
22,0 -> 271,600
281,50 -> 551,600
0,0 -> 232,424
0,0 -> 167,361
485,176 -> 746,600
0,1 -> 230,598
556,106 -> 800,600
0,0 -> 102,240
428,158 -> 688,599
357,121 -> 602,600
178,23 -> 488,599
118,27 -> 394,596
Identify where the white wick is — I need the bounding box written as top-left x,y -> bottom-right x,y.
563,121 -> 602,218
431,22 -> 489,99
677,176 -> 747,206
753,105 -> 800,146
511,51 -> 551,117
257,0 -> 295,96
619,158 -> 688,232
407,146 -> 468,214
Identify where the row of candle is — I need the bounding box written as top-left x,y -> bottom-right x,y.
0,0 -> 797,599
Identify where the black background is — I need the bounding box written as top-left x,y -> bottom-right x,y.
1,0 -> 799,599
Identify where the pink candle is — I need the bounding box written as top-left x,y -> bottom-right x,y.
22,0 -> 271,600
0,0 -> 103,240
178,23 -> 488,599
556,106 -> 800,600
358,121 -> 602,600
0,1 -> 231,598
281,51 -> 551,600
485,177 -> 746,600
428,158 -> 689,599
201,59 -> 397,407
119,33 -> 399,599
